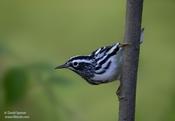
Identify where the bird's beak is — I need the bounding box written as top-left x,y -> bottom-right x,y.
55,63 -> 68,69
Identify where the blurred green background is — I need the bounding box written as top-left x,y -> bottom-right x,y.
0,0 -> 175,121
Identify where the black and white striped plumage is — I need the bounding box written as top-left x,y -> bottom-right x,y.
55,43 -> 128,85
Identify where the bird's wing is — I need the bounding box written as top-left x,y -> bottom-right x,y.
90,43 -> 121,61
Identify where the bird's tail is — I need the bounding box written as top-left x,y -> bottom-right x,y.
140,28 -> 144,44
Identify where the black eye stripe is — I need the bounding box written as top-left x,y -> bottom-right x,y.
71,61 -> 92,69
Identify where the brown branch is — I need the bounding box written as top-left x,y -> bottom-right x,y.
118,0 -> 144,121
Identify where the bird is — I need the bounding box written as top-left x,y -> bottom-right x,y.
55,29 -> 144,85
55,43 -> 128,85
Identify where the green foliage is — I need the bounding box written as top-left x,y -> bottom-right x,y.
1,62 -> 73,121
3,67 -> 28,105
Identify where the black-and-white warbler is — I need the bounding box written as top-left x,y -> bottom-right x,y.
55,29 -> 144,85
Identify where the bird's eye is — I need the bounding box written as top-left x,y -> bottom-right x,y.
72,62 -> 79,67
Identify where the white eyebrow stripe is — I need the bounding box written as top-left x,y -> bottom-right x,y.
72,59 -> 91,63
69,55 -> 80,60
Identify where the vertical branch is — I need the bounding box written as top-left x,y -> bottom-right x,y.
118,0 -> 144,121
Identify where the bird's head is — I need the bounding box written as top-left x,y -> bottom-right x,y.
55,56 -> 95,80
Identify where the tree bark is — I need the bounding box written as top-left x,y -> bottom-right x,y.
118,0 -> 144,121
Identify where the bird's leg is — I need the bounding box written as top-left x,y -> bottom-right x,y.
116,79 -> 125,100
116,84 -> 121,96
